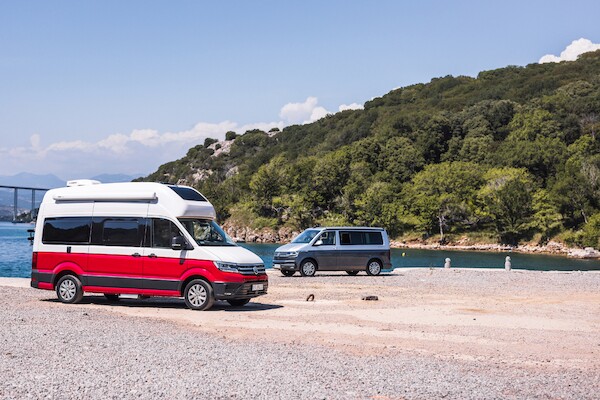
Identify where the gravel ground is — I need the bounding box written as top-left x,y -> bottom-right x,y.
1,270 -> 599,399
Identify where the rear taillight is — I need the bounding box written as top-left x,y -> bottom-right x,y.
32,252 -> 38,270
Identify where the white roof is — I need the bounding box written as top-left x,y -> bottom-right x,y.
41,182 -> 216,220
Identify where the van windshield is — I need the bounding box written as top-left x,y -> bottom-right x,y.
291,229 -> 321,244
178,219 -> 236,246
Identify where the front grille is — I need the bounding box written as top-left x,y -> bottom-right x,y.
274,252 -> 296,259
237,264 -> 266,275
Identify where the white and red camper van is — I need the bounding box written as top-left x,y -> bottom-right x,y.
30,180 -> 267,310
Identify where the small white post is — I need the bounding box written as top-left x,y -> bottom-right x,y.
505,256 -> 512,271
444,257 -> 451,269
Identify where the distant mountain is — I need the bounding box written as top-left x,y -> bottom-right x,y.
90,173 -> 139,183
0,172 -> 65,189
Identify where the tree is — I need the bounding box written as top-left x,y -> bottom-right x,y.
406,162 -> 485,242
204,137 -> 218,147
249,156 -> 285,217
378,137 -> 424,183
353,182 -> 410,237
531,189 -> 563,244
477,167 -> 536,245
225,131 -> 238,141
310,150 -> 351,209
579,213 -> 600,248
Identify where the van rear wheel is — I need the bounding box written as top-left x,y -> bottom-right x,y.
300,260 -> 317,277
184,279 -> 214,311
366,260 -> 382,276
56,275 -> 84,304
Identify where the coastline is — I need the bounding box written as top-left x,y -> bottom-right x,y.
390,240 -> 600,259
222,223 -> 600,259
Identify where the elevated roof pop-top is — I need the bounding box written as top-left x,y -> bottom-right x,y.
42,181 -> 216,219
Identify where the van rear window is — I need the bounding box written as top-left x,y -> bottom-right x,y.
168,186 -> 207,202
340,231 -> 383,245
42,217 -> 92,244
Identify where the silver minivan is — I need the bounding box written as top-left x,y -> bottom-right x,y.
272,227 -> 392,276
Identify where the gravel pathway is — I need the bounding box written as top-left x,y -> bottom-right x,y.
0,270 -> 599,399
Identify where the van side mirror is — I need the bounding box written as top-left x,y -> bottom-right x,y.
171,236 -> 189,250
314,239 -> 323,246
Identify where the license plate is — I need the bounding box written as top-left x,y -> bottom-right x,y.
273,264 -> 281,269
251,283 -> 264,291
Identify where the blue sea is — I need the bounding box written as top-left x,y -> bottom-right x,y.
2,221 -> 600,278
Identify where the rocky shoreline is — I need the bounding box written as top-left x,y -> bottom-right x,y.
223,222 -> 600,259
390,240 -> 600,259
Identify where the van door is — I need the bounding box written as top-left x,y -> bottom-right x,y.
141,218 -> 188,293
338,231 -> 370,269
86,217 -> 145,288
311,230 -> 338,270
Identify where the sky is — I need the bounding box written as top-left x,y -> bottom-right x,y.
1,0 -> 599,181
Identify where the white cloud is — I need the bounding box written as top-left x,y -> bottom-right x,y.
539,38 -> 600,64
2,96 -> 365,178
279,97 -> 331,124
338,103 -> 363,112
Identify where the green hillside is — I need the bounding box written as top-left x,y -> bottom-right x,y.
139,50 -> 600,247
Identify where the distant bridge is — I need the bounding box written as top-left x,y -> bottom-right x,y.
0,185 -> 50,221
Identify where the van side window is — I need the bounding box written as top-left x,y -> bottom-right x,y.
102,219 -> 143,247
319,231 -> 336,245
339,231 -> 382,245
42,217 -> 91,244
366,232 -> 383,245
340,232 -> 351,245
152,218 -> 183,248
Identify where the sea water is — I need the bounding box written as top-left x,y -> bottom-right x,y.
1,221 -> 599,279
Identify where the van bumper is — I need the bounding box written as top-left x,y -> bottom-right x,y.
272,259 -> 297,272
213,280 -> 268,300
31,271 -> 53,289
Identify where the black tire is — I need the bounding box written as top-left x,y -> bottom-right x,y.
281,270 -> 296,277
184,279 -> 214,311
56,275 -> 84,304
346,271 -> 359,276
366,259 -> 382,276
104,294 -> 120,301
299,259 -> 317,277
227,298 -> 250,307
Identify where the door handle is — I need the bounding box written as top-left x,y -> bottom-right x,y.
132,253 -> 141,257
148,253 -> 157,258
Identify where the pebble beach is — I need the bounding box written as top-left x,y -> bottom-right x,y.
1,269 -> 599,399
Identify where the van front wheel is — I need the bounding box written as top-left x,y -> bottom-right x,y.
300,260 -> 317,277
366,260 -> 382,276
56,275 -> 84,304
184,279 -> 215,311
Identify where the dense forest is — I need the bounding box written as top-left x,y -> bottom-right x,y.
139,50 -> 600,248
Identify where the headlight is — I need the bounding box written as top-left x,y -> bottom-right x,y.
288,251 -> 299,257
214,261 -> 239,273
